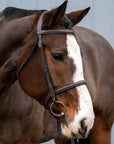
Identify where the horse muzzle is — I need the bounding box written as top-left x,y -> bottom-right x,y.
61,114 -> 94,139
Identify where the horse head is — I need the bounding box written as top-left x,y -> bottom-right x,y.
17,1 -> 94,139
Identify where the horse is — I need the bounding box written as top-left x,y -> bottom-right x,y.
0,1 -> 113,144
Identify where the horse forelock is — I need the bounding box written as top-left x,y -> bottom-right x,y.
57,15 -> 73,29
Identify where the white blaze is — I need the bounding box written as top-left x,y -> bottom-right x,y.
61,34 -> 94,137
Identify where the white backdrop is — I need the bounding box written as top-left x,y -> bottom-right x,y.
0,0 -> 113,144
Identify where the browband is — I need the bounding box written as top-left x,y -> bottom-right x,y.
37,29 -> 75,35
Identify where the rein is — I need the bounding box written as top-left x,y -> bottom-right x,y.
17,11 -> 87,144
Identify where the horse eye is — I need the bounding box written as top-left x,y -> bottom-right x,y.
51,53 -> 65,62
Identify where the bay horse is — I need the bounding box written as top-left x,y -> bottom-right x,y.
0,1 -> 113,144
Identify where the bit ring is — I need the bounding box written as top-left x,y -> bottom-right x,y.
50,101 -> 66,117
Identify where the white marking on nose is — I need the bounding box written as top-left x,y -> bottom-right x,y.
64,34 -> 94,137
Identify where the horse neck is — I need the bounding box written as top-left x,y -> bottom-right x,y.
40,110 -> 58,142
0,14 -> 36,66
0,82 -> 16,117
0,81 -> 33,117
0,80 -> 57,141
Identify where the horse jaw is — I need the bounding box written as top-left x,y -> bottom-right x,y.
61,34 -> 95,139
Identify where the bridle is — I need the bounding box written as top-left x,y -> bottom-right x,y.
17,11 -> 87,143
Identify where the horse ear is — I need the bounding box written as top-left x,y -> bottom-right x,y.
42,1 -> 68,29
66,7 -> 90,26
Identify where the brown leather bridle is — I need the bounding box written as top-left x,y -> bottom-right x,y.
17,11 -> 86,115
17,11 -> 86,143
37,11 -> 87,113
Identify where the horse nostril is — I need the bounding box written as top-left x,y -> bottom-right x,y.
79,119 -> 87,136
78,126 -> 87,137
80,118 -> 86,128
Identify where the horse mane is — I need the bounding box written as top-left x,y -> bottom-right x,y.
1,6 -> 72,28
2,7 -> 45,19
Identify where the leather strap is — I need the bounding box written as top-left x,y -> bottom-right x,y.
55,80 -> 87,95
44,80 -> 87,108
37,29 -> 75,35
37,11 -> 57,103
